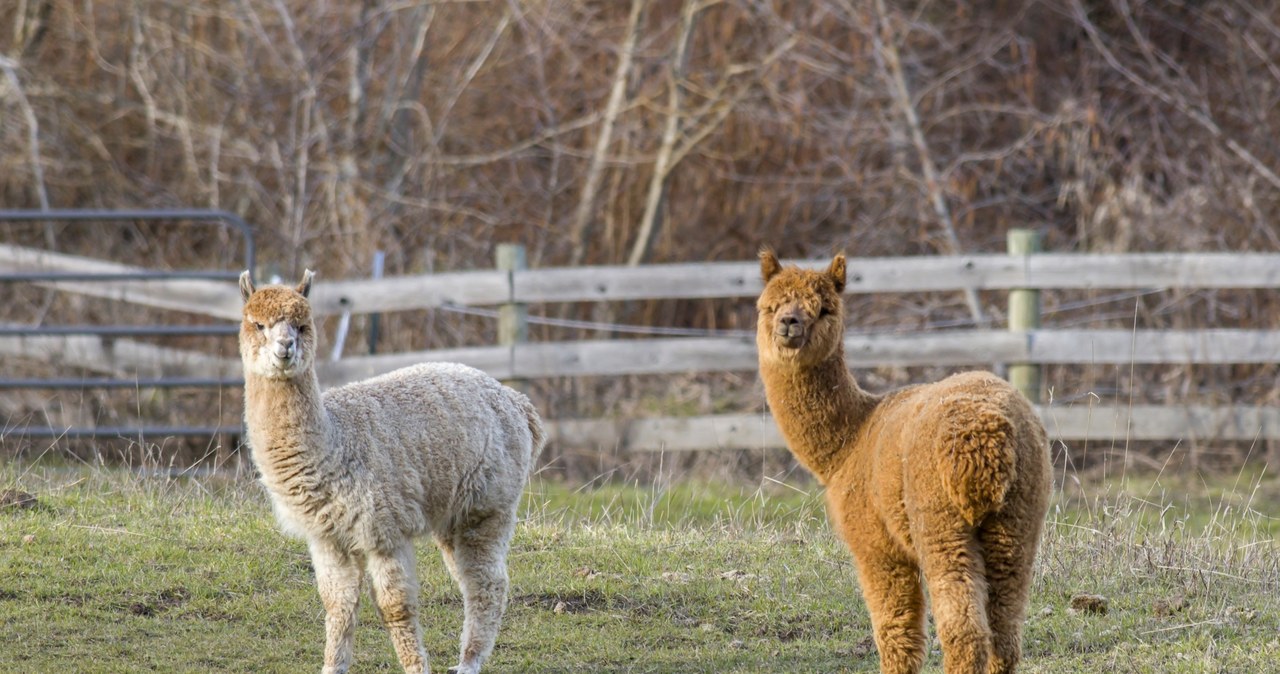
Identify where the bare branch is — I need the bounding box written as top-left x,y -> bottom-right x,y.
567,0 -> 644,266
870,0 -> 987,327
627,0 -> 699,267
0,56 -> 49,210
1070,0 -> 1280,192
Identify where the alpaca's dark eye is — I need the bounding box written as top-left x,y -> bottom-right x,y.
819,307 -> 834,318
297,325 -> 307,333
254,322 -> 264,331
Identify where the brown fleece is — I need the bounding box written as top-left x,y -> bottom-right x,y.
756,250 -> 1051,674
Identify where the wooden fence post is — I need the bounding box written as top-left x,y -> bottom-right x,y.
496,243 -> 528,390
1007,228 -> 1041,403
367,250 -> 386,354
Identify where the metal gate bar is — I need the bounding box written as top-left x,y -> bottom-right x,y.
0,209 -> 254,440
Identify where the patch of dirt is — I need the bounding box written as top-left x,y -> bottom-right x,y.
1152,594 -> 1187,617
753,614 -> 845,642
122,587 -> 191,617
0,489 -> 38,511
1068,593 -> 1109,615
514,589 -> 641,615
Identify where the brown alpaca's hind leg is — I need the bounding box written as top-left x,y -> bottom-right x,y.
917,529 -> 992,674
855,549 -> 927,674
979,513 -> 1042,674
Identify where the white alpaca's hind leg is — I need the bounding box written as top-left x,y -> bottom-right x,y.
435,534 -> 460,583
367,544 -> 429,674
447,514 -> 515,674
311,542 -> 363,674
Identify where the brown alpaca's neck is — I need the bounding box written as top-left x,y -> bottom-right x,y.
243,371 -> 332,471
761,350 -> 878,483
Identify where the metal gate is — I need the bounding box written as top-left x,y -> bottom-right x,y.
0,209 -> 254,441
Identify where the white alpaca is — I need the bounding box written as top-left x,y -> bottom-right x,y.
238,270 -> 544,674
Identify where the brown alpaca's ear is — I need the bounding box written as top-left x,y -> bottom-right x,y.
828,254 -> 846,293
759,248 -> 782,283
239,270 -> 255,303
296,269 -> 315,298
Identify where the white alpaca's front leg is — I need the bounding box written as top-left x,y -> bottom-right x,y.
311,541 -> 363,674
367,544 -> 429,674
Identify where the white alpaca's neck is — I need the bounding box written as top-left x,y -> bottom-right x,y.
243,370 -> 333,474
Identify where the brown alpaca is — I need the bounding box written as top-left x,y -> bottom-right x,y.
756,250 -> 1051,674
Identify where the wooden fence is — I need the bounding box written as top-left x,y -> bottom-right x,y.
4,240 -> 1280,450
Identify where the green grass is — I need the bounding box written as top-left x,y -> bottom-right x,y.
0,465 -> 1277,673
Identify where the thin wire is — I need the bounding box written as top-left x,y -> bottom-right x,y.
437,287 -> 1170,340
439,303 -> 750,337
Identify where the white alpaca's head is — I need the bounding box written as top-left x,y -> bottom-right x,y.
239,269 -> 317,380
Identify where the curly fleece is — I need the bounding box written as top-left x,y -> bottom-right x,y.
756,250 -> 1051,674
239,270 -> 544,674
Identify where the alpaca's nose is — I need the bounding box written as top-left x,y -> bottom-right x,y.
275,338 -> 295,359
777,314 -> 805,339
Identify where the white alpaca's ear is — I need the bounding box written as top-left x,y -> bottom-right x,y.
828,254 -> 846,293
239,270 -> 255,302
759,248 -> 782,283
296,269 -> 315,298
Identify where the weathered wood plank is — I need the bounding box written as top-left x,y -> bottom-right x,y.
1038,404 -> 1280,442
0,334 -> 241,379
312,329 -> 1280,386
545,404 -> 1280,451
325,252 -> 1280,309
316,346 -> 514,386
9,327 -> 1273,389
10,327 -> 1264,391
309,271 -> 509,316
513,263 -> 756,302
1027,329 -> 1280,364
6,245 -> 1280,317
0,244 -> 243,319
511,252 -> 1280,304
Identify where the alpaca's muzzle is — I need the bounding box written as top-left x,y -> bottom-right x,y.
273,343 -> 296,362
775,314 -> 807,348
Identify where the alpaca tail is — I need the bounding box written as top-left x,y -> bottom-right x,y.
938,403 -> 1019,525
517,393 -> 547,465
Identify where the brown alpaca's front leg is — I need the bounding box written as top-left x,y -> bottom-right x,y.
854,549 -> 927,674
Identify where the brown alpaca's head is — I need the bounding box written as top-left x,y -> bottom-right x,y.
756,249 -> 847,367
238,269 -> 317,380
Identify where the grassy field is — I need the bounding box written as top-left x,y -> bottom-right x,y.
1,462 -> 1277,673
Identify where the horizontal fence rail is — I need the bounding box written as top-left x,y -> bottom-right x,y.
318,329 -> 1280,384
0,327 -> 1274,386
16,329 -> 1274,386
544,404 -> 1280,449
9,404 -> 1278,444
10,244 -> 1280,317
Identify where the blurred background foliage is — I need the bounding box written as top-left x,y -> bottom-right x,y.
2,0 -> 1280,476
